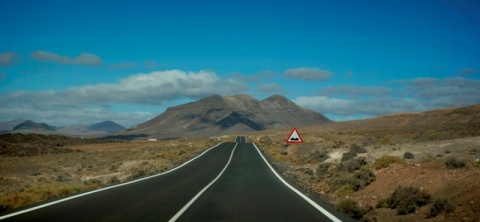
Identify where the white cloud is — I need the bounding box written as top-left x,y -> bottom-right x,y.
2,70 -> 247,105
256,83 -> 283,92
31,50 -> 102,66
284,67 -> 333,81
294,96 -> 424,118
0,70 -> 248,126
295,77 -> 480,121
399,77 -> 480,108
294,96 -> 353,115
0,51 -> 17,66
318,85 -> 392,98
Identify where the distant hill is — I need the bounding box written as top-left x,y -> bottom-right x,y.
56,121 -> 126,135
113,94 -> 331,139
318,104 -> 480,132
1,119 -> 125,136
87,121 -> 125,133
12,120 -> 56,133
0,118 -> 27,132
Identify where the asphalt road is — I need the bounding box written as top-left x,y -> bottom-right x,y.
0,137 -> 353,222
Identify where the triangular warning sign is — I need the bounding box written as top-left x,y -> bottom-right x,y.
286,128 -> 303,144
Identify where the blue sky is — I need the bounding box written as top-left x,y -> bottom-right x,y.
1,0 -> 479,127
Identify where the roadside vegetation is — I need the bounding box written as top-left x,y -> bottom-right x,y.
0,135 -> 221,212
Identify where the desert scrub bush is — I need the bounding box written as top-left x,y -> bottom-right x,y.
445,157 -> 466,169
84,179 -> 103,190
0,191 -> 36,211
341,151 -> 357,162
403,151 -> 415,159
350,144 -> 367,154
427,198 -> 455,218
372,155 -> 405,170
381,135 -> 393,145
108,176 -> 121,185
258,136 -> 272,146
329,173 -> 352,191
308,150 -> 329,163
338,157 -> 367,173
335,199 -> 371,220
0,184 -> 82,210
387,186 -> 431,215
376,197 -> 389,208
329,168 -> 375,192
335,185 -> 353,197
316,162 -> 333,179
351,168 -> 376,190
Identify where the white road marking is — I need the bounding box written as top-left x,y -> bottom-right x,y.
252,143 -> 342,222
0,142 -> 225,220
169,142 -> 239,222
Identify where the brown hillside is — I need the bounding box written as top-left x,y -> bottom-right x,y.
113,94 -> 331,139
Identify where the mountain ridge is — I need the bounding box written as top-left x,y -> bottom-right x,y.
119,94 -> 332,139
0,119 -> 125,136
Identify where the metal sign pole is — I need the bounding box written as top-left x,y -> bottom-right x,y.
293,143 -> 296,171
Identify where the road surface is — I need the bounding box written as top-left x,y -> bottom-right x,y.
0,137 -> 353,221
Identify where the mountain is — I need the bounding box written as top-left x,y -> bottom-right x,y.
0,119 -> 125,136
57,121 -> 126,135
116,94 -> 331,139
0,118 -> 27,132
12,120 -> 56,133
87,121 -> 125,133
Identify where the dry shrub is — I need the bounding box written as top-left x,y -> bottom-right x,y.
427,198 -> 455,218
445,157 -> 466,169
338,157 -> 367,173
341,151 -> 357,162
373,155 -> 405,170
0,192 -> 36,211
316,162 -> 333,179
336,199 -> 371,220
329,173 -> 352,191
306,150 -> 329,163
0,184 -> 82,211
329,168 -> 375,192
350,144 -> 367,154
387,186 -> 432,215
403,151 -> 415,159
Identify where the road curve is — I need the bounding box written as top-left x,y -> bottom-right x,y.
0,137 -> 353,222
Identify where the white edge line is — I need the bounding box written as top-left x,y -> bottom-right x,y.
0,142 -> 225,221
252,143 -> 342,222
169,142 -> 239,222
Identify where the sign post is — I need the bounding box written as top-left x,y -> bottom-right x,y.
286,128 -> 304,171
